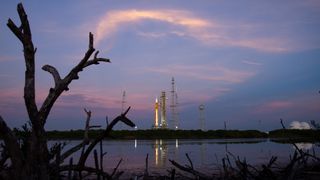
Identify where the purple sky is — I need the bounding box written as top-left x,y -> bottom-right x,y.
1,0 -> 320,131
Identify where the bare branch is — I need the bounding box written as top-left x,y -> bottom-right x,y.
59,165 -> 111,178
110,158 -> 123,178
7,19 -> 23,42
39,32 -> 110,125
42,65 -> 62,88
17,3 -> 32,38
59,141 -> 85,163
84,108 -> 92,144
84,58 -> 110,68
7,3 -> 38,123
144,154 -> 149,176
280,119 -> 285,129
84,51 -> 110,68
78,107 -> 135,168
169,159 -> 210,179
186,153 -> 194,169
89,32 -> 94,50
93,150 -> 100,179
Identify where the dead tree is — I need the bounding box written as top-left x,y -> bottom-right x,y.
0,3 -> 134,180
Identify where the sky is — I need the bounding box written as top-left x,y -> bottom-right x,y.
0,0 -> 320,131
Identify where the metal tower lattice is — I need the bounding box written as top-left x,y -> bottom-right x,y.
160,91 -> 167,128
170,77 -> 179,129
121,91 -> 126,114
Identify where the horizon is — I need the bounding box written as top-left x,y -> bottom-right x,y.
0,0 -> 320,131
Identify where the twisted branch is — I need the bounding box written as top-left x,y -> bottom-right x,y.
42,65 -> 62,89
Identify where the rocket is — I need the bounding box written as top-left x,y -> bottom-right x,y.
154,98 -> 159,128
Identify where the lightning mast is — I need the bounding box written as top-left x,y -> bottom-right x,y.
199,104 -> 205,131
170,77 -> 179,129
121,91 -> 126,114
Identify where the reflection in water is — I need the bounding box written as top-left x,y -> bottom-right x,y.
160,139 -> 167,167
47,139 -> 320,176
294,143 -> 313,150
153,139 -> 169,167
152,139 -> 209,167
200,142 -> 206,165
122,139 -> 320,174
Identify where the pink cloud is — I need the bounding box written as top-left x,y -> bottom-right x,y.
144,64 -> 255,83
95,9 -> 210,43
264,101 -> 294,109
0,55 -> 19,62
94,9 -> 292,52
254,94 -> 320,115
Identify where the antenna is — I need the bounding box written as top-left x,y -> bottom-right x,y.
199,104 -> 205,131
170,77 -> 178,129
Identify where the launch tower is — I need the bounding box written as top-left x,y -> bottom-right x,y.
170,77 -> 179,129
160,91 -> 167,128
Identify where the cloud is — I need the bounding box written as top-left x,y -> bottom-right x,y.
242,60 -> 263,66
253,93 -> 320,116
137,31 -> 166,38
0,56 -> 18,62
289,121 -> 311,129
94,9 -> 290,52
254,100 -> 294,114
144,64 -> 254,83
95,9 -> 210,43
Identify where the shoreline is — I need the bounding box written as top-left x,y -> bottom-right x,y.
41,129 -> 320,141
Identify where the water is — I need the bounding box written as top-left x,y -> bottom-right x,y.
53,139 -> 320,177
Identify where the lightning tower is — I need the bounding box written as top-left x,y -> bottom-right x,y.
199,104 -> 205,131
170,77 -> 179,129
121,91 -> 126,114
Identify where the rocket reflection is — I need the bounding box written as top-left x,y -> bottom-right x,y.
152,139 -> 208,167
153,139 -> 179,167
153,139 -> 168,167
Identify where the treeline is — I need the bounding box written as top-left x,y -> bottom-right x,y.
20,129 -> 317,140
269,129 -> 320,142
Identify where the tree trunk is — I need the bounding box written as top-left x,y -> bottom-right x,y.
2,3 -> 110,179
